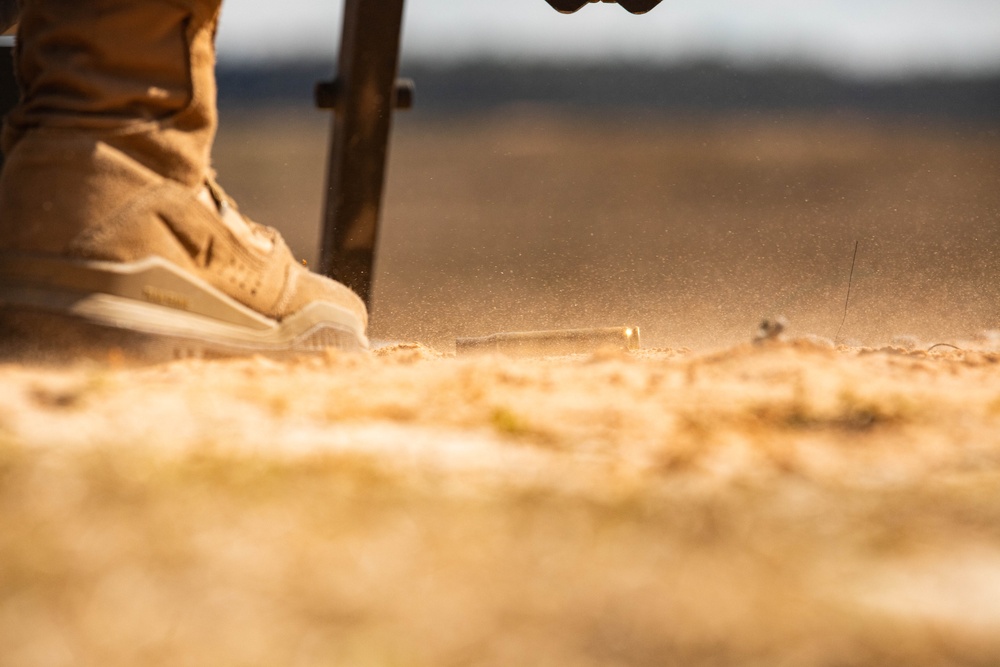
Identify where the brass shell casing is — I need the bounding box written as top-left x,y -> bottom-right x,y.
456,326 -> 640,357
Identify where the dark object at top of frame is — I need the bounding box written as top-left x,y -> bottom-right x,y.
544,0 -> 664,14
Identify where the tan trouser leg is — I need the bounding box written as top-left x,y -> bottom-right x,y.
4,0 -> 222,187
0,0 -> 223,256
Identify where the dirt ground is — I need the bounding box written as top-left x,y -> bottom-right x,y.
2,111 -> 1000,666
3,341 -> 1000,666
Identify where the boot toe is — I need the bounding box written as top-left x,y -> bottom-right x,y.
280,263 -> 369,330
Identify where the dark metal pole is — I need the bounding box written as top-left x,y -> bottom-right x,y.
317,0 -> 409,309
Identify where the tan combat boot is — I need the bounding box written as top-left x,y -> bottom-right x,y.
0,0 -> 368,361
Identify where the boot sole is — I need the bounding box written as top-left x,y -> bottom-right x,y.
0,254 -> 368,363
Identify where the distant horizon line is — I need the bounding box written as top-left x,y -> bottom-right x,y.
214,58 -> 1000,122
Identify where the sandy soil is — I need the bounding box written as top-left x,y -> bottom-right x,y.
2,112 -> 999,665
3,339 -> 1000,666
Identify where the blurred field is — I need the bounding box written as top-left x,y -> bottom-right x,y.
214,108 -> 1000,349
3,107 -> 1000,666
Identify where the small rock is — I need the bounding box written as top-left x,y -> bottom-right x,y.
754,317 -> 788,344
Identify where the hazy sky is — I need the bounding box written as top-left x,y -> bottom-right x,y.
216,0 -> 1000,78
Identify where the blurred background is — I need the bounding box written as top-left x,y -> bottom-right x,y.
211,0 -> 1000,349
217,0 -> 1000,76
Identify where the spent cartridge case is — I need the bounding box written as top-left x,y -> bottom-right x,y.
456,326 -> 640,357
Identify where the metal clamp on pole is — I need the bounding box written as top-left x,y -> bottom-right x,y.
316,78 -> 414,112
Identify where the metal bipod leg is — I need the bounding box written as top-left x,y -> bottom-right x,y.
316,0 -> 411,310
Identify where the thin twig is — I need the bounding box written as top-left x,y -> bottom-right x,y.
927,343 -> 962,352
834,241 -> 860,345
